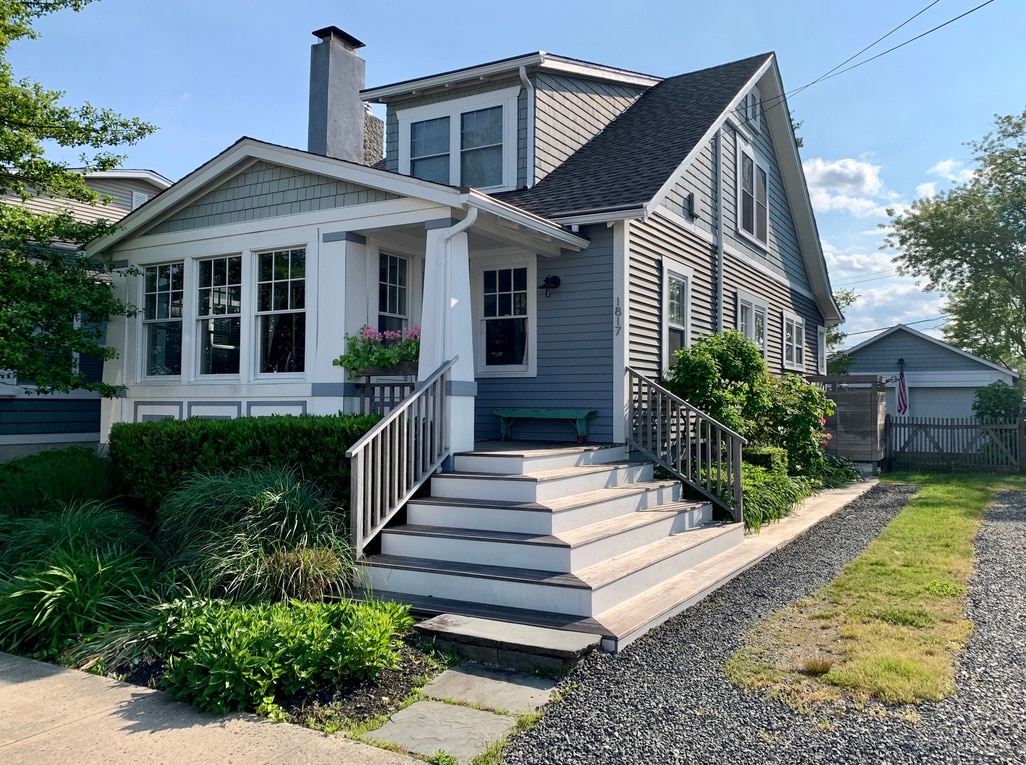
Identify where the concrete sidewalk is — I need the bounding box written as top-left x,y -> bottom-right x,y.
0,652 -> 418,765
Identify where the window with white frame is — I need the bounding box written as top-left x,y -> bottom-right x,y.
143,262 -> 184,376
743,86 -> 761,132
378,253 -> 409,334
196,255 -> 242,375
256,248 -> 306,373
737,291 -> 768,356
473,255 -> 535,376
398,87 -> 519,191
783,312 -> 805,371
817,325 -> 827,375
662,260 -> 692,370
737,143 -> 769,245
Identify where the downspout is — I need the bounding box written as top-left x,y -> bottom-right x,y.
714,128 -> 725,333
518,66 -> 536,188
436,207 -> 479,365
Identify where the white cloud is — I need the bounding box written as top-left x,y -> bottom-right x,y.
804,158 -> 892,218
927,159 -> 974,184
916,182 -> 937,199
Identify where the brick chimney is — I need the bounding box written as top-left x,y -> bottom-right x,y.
307,26 -> 368,163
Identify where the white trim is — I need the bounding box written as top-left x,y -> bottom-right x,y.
782,310 -> 805,371
651,205 -> 715,246
471,253 -> 537,378
661,259 -> 693,374
550,207 -> 647,226
735,136 -> 769,249
398,86 -> 520,192
466,191 -> 589,249
736,289 -> 768,358
743,85 -> 762,134
88,169 -> 173,188
361,52 -> 659,102
612,220 -> 630,443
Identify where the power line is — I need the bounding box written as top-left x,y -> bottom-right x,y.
844,315 -> 950,338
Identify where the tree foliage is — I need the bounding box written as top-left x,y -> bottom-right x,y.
886,110 -> 1026,371
971,380 -> 1024,421
0,0 -> 155,395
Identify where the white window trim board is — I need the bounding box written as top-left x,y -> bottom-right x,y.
782,310 -> 805,371
735,136 -> 770,250
736,289 -> 769,358
397,86 -> 520,192
471,252 -> 537,378
817,325 -> 827,375
661,258 -> 694,374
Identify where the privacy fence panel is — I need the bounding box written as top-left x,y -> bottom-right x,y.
886,415 -> 1025,473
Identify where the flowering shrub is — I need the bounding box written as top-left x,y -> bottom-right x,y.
332,325 -> 420,376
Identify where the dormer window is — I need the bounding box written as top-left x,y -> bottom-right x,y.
398,86 -> 519,191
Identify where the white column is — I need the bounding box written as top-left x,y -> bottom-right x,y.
419,224 -> 476,454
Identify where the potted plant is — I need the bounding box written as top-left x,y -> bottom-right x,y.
332,324 -> 421,377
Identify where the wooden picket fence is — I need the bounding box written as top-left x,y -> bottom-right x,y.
886,415 -> 1026,473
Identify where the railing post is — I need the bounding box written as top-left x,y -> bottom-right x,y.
731,436 -> 743,523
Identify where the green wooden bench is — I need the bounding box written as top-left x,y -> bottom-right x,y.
491,407 -> 597,443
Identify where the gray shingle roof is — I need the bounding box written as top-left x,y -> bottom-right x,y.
495,53 -> 772,219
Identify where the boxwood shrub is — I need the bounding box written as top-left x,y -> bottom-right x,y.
109,414 -> 379,509
742,445 -> 788,476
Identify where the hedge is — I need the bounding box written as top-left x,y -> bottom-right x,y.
742,445 -> 789,477
109,414 -> 380,509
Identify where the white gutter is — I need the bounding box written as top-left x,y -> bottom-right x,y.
465,191 -> 589,249
518,66 -> 536,188
436,208 -> 479,364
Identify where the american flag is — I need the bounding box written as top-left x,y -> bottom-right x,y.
896,368 -> 908,415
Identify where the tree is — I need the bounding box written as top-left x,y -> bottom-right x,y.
972,380 -> 1024,420
825,288 -> 858,375
0,0 -> 155,395
886,110 -> 1026,372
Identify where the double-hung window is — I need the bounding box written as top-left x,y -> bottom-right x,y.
143,263 -> 184,376
473,255 -> 535,377
738,143 -> 769,245
197,255 -> 242,375
378,253 -> 409,334
399,87 -> 518,191
257,248 -> 306,373
737,291 -> 768,357
742,86 -> 761,133
662,260 -> 693,371
783,311 -> 805,371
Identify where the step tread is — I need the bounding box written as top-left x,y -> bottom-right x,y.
438,460 -> 650,482
558,500 -> 707,547
408,480 -> 680,514
361,554 -> 589,589
574,522 -> 742,589
455,441 -> 622,458
382,524 -> 564,547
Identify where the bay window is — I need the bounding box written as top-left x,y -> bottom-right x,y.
197,255 -> 242,375
257,248 -> 306,373
143,262 -> 183,376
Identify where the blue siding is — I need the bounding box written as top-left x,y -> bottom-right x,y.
0,399 -> 100,435
847,330 -> 992,374
661,140 -> 717,240
475,225 -> 615,442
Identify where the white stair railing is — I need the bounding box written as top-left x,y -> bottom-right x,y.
346,358 -> 456,558
626,367 -> 746,522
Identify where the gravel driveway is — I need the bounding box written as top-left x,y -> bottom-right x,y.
504,484 -> 1026,764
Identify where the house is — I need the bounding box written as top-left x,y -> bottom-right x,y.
87,28 -> 840,648
0,169 -> 172,462
841,324 -> 1019,418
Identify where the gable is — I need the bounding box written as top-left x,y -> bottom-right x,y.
847,329 -> 996,374
144,161 -> 400,236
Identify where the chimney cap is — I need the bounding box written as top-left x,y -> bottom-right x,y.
311,26 -> 365,51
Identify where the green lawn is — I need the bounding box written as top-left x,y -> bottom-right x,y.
726,471 -> 1026,709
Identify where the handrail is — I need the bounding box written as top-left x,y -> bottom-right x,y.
346,358 -> 456,558
625,366 -> 746,522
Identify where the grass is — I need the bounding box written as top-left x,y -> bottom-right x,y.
725,472 -> 1026,710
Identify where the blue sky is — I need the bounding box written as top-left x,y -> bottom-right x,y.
10,0 -> 1025,347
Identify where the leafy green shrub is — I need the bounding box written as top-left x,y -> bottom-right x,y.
817,454 -> 861,488
760,374 -> 834,477
743,446 -> 788,476
663,330 -> 772,439
160,599 -> 413,715
158,466 -> 353,602
0,447 -> 116,518
972,380 -> 1024,420
741,463 -> 811,533
109,413 -> 380,509
0,551 -> 162,659
1,499 -> 150,575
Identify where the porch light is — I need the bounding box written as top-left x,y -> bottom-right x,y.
540,275 -> 561,297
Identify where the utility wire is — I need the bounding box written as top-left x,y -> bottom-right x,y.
844,315 -> 950,338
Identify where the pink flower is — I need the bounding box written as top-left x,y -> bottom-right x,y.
405,325 -> 421,340
360,326 -> 382,341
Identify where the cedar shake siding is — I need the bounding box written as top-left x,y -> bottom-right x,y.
474,224 -> 615,442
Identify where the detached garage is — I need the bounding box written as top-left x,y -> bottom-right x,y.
841,324 -> 1019,418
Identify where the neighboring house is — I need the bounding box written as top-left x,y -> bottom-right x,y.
87,28 -> 840,647
842,324 -> 1019,418
0,170 -> 172,461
